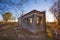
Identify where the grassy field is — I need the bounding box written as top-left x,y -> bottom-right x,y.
0,22 -> 18,29
0,27 -> 56,40
46,22 -> 60,40
0,22 -> 60,40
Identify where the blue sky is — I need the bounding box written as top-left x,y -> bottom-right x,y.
0,0 -> 56,22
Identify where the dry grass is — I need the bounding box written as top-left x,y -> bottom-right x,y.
0,22 -> 60,40
0,27 -> 48,40
0,22 -> 18,29
46,22 -> 60,40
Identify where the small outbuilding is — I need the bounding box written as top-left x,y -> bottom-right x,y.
18,10 -> 46,33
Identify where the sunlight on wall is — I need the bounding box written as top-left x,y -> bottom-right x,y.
30,18 -> 32,23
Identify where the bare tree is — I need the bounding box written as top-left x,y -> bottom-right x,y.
49,0 -> 60,25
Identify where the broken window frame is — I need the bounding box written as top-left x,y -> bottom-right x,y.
36,16 -> 42,25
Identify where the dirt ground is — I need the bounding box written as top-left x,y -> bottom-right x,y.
0,22 -> 59,40
0,27 -> 57,40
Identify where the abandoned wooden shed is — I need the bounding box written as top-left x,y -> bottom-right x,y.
18,10 -> 46,33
